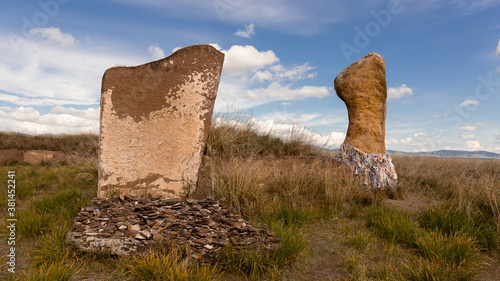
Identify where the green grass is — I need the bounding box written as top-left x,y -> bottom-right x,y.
17,188 -> 90,238
21,263 -> 78,281
418,204 -> 498,250
365,205 -> 487,280
0,132 -> 98,155
218,221 -> 304,278
344,228 -> 372,250
32,223 -> 72,266
415,230 -> 483,270
128,247 -> 221,281
365,205 -> 419,245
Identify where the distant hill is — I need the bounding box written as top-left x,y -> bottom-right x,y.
325,147 -> 500,159
388,150 -> 500,159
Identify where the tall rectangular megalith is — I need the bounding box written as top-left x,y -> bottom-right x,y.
98,45 -> 224,197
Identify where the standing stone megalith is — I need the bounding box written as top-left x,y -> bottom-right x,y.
334,52 -> 397,189
98,44 -> 224,198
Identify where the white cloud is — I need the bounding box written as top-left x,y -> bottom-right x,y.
256,111 -> 346,128
458,125 -> 477,132
29,27 -> 77,47
0,35 -> 144,105
496,38 -> 500,55
281,102 -> 291,106
148,43 -> 165,60
276,63 -> 316,80
222,45 -> 279,76
466,140 -> 481,151
235,23 -> 255,38
0,32 -> 149,134
0,106 -> 98,134
214,45 -> 326,109
250,71 -> 274,83
214,117 -> 345,148
246,82 -> 329,102
457,122 -> 496,132
386,132 -> 434,152
0,93 -> 97,107
460,134 -> 475,140
386,138 -> 400,145
459,99 -> 479,107
432,114 -> 441,118
50,106 -> 100,120
388,84 -> 413,100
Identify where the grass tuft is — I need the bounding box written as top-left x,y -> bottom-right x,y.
365,205 -> 418,245
418,204 -> 498,250
128,247 -> 220,281
415,230 -> 483,269
21,263 -> 78,281
218,221 -> 304,278
32,223 -> 71,266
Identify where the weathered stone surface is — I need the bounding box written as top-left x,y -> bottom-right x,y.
66,196 -> 281,260
23,150 -> 67,165
0,149 -> 23,164
334,52 -> 387,154
98,44 -> 224,197
335,53 -> 397,189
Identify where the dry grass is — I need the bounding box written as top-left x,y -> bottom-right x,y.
393,155 -> 500,241
0,132 -> 98,155
0,117 -> 499,280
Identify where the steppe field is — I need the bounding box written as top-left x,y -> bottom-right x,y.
1,121 -> 499,281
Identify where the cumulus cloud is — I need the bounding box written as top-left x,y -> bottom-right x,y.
250,71 -> 274,83
0,32 -> 147,134
235,23 -> 255,38
222,45 -> 279,75
386,132 -> 434,152
0,106 -> 98,134
459,99 -> 479,107
246,82 -> 329,102
148,43 -> 165,60
496,39 -> 500,55
214,44 -> 327,109
466,140 -> 481,150
387,84 -> 413,100
50,106 -> 100,120
29,27 -> 77,47
0,35 -> 144,105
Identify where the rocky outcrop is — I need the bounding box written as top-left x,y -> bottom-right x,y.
334,53 -> 397,189
98,45 -> 224,198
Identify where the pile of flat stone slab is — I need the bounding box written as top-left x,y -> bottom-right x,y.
67,195 -> 281,261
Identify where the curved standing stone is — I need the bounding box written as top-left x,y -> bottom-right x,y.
98,44 -> 224,198
334,53 -> 397,189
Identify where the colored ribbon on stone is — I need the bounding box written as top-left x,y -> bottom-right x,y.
339,143 -> 397,189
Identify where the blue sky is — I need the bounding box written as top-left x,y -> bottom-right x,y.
1,0 -> 500,152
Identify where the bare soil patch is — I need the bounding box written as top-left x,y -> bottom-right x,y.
385,192 -> 438,213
